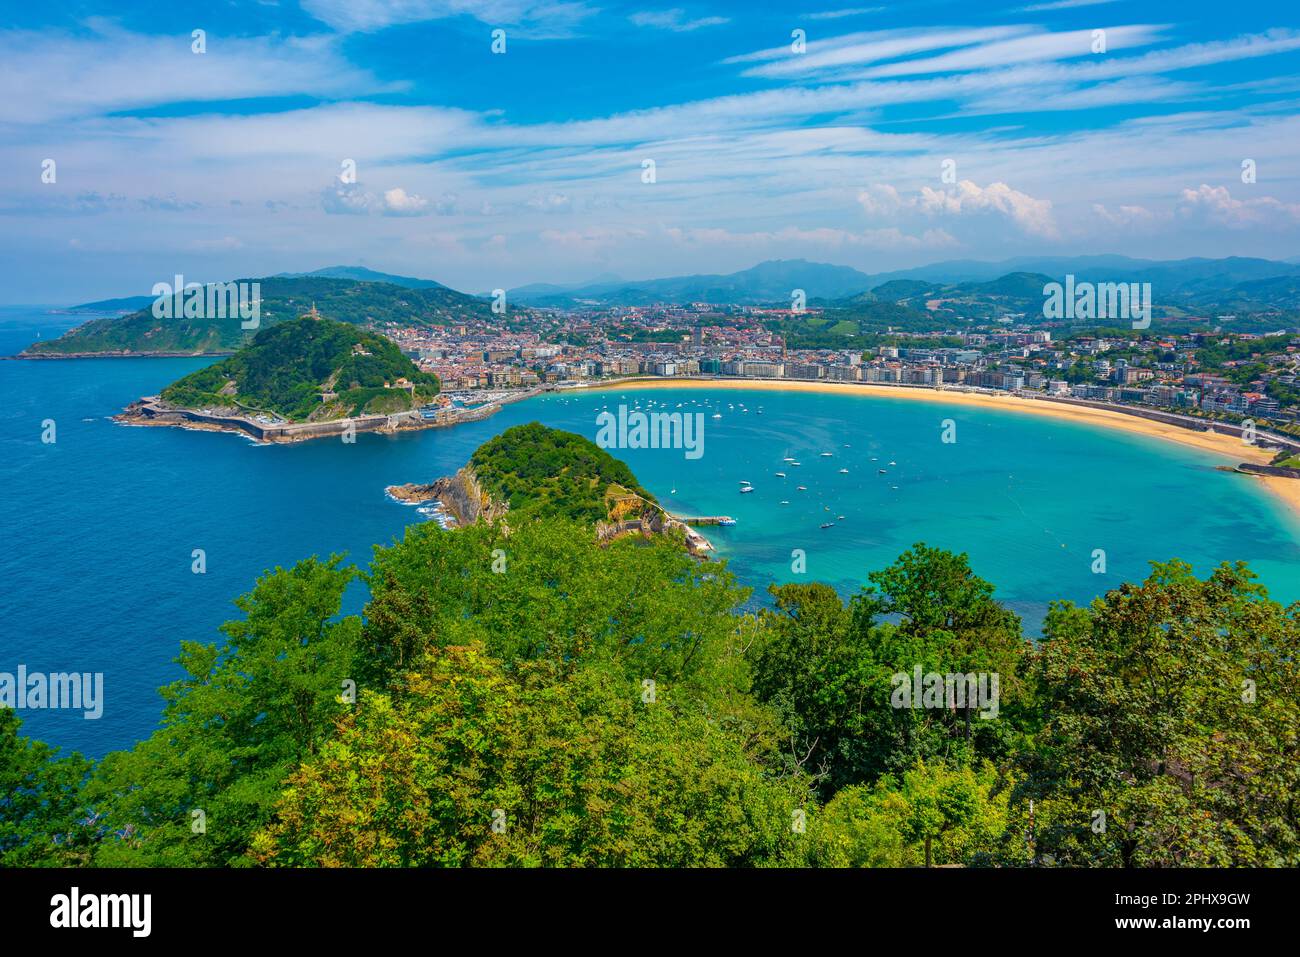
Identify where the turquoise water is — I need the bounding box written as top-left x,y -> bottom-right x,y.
3,309 -> 1298,756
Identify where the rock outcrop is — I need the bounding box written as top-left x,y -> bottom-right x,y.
386,465 -> 508,527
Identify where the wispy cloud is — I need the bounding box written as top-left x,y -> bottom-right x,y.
1018,0 -> 1119,11
807,8 -> 885,20
629,9 -> 730,32
299,0 -> 598,35
0,21 -> 388,124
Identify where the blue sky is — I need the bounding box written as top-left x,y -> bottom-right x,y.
3,0 -> 1300,302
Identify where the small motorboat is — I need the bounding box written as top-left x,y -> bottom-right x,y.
820,522 -> 835,529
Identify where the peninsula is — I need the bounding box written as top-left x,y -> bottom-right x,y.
117,313 -> 460,443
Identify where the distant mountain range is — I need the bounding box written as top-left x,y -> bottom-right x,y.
508,260 -> 875,307
272,266 -> 452,290
857,255 -> 1300,301
43,254 -> 1300,356
68,255 -> 1300,314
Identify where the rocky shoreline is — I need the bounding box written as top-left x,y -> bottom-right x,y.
385,465 -> 509,528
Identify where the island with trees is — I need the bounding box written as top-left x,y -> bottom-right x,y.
117,314 -> 449,443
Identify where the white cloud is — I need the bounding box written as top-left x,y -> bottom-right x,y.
1176,184 -> 1300,229
808,8 -> 885,20
630,9 -> 730,32
382,187 -> 431,215
1019,0 -> 1119,11
1092,203 -> 1157,228
918,181 -> 1058,238
850,25 -> 1167,80
858,181 -> 1058,239
733,26 -> 1037,80
0,22 -> 386,125
299,0 -> 597,35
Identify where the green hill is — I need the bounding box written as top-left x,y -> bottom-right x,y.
160,315 -> 439,422
469,423 -> 656,524
27,275 -> 491,356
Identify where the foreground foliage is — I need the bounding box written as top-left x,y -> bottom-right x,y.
4,425 -> 1297,867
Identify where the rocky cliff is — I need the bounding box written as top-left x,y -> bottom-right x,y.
386,464 -> 508,527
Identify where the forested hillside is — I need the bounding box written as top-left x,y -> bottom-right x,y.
469,423 -> 657,524
26,275 -> 492,355
160,315 -> 439,421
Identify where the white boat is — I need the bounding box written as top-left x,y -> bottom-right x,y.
739,480 -> 752,485
889,461 -> 897,466
796,485 -> 807,491
820,452 -> 833,457
878,469 -> 888,474
790,461 -> 801,467
712,413 -> 722,419
780,500 -> 790,505
774,472 -> 786,478
740,486 -> 755,494
838,468 -> 849,474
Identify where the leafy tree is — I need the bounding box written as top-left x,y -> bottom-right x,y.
359,518 -> 748,704
806,759 -> 1011,867
0,710 -> 92,866
254,645 -> 808,867
751,546 -> 1029,797
86,556 -> 360,866
1021,560 -> 1300,866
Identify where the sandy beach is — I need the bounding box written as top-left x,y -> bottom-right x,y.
582,377 -> 1300,520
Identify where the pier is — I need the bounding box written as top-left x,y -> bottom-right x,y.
671,515 -> 735,526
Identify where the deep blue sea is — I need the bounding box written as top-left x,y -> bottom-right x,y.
4,306 -> 1299,757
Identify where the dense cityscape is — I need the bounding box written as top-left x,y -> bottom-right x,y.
385,301 -> 1300,439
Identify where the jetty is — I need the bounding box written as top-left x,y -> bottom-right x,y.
671,515 -> 735,525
